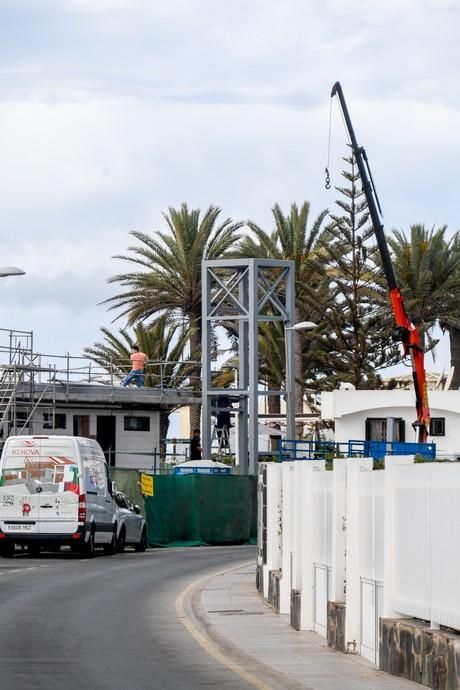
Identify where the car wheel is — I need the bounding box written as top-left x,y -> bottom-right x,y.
81,529 -> 95,557
116,526 -> 126,553
135,526 -> 147,553
104,526 -> 117,555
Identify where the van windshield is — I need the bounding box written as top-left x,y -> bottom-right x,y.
1,453 -> 79,494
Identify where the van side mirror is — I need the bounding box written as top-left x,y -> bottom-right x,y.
133,505 -> 141,515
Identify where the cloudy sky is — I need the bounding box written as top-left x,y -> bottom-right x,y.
0,0 -> 458,372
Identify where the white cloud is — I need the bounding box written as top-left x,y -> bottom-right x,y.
0,0 -> 458,368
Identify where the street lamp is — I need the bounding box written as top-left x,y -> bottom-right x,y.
0,267 -> 25,278
284,321 -> 317,442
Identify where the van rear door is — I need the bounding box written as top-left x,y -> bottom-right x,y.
0,438 -> 80,536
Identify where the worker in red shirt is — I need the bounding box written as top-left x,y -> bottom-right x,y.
122,345 -> 148,387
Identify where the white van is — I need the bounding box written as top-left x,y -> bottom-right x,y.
0,435 -> 117,557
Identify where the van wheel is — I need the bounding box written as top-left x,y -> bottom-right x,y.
0,542 -> 15,558
116,526 -> 126,553
81,530 -> 95,557
104,526 -> 117,555
135,527 -> 147,552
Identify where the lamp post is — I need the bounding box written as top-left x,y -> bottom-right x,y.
0,267 -> 25,278
284,321 -> 317,443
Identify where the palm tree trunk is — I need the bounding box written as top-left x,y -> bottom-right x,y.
448,326 -> 460,389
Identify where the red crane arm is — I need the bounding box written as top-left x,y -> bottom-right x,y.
331,82 -> 430,442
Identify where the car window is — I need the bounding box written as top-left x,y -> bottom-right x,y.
124,495 -> 134,511
114,493 -> 128,509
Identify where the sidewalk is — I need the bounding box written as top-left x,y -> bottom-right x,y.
190,562 -> 419,690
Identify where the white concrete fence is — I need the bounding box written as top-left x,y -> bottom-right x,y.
257,456 -> 460,665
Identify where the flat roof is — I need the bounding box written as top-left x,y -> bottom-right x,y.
16,382 -> 201,410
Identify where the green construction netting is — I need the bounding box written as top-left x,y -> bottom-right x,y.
109,470 -> 257,547
144,475 -> 257,547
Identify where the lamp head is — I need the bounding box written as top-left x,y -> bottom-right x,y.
285,321 -> 317,332
0,266 -> 26,278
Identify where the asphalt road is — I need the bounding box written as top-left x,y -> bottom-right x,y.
0,545 -> 256,690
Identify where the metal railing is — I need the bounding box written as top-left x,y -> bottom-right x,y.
278,439 -> 436,462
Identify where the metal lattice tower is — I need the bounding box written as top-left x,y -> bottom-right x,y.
202,258 -> 295,475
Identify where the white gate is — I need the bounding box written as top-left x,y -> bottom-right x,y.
360,577 -> 384,664
314,563 -> 332,637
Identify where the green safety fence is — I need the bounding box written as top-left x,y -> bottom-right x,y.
110,469 -> 257,547
144,475 -> 257,547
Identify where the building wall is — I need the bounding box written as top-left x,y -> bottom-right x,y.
114,410 -> 160,470
29,406 -> 160,469
321,390 -> 460,457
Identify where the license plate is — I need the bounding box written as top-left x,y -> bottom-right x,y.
5,524 -> 32,532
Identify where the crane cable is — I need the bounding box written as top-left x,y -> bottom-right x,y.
324,96 -> 333,189
325,92 -> 353,191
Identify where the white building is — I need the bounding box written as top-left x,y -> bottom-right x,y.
321,389 -> 460,457
13,382 -> 199,470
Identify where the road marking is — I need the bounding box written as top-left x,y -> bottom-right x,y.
175,561 -> 273,690
0,564 -> 50,576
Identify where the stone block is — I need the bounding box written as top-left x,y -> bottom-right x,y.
380,618 -> 460,690
256,564 -> 263,594
290,589 -> 301,630
327,601 -> 346,652
267,569 -> 281,613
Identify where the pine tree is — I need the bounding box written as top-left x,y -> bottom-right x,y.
317,155 -> 399,389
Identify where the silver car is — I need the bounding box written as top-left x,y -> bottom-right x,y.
113,491 -> 147,552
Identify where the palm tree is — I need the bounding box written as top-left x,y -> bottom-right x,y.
84,316 -> 190,454
240,202 -> 328,436
389,224 -> 460,388
104,203 -> 243,430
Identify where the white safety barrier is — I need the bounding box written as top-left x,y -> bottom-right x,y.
259,455 -> 460,663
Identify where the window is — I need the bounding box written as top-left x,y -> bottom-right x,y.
16,409 -> 30,430
365,418 -> 386,441
365,417 -> 405,442
114,492 -> 128,509
124,416 -> 150,432
430,417 -> 445,436
83,456 -> 107,496
43,413 -> 66,430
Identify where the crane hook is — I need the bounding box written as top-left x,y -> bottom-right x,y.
324,167 -> 331,190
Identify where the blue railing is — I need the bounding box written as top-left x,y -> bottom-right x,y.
278,439 -> 436,462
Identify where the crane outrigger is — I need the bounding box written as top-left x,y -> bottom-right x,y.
331,81 -> 430,443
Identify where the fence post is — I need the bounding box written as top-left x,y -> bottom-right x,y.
299,460 -> 326,630
345,457 -> 374,651
382,454 -> 415,620
279,462 -> 295,614
66,353 -> 70,396
330,458 -> 347,604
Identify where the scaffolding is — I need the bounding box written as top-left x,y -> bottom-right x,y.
0,327 -> 204,447
0,327 -> 56,442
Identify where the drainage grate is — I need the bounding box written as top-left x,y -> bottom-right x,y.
207,609 -> 265,616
